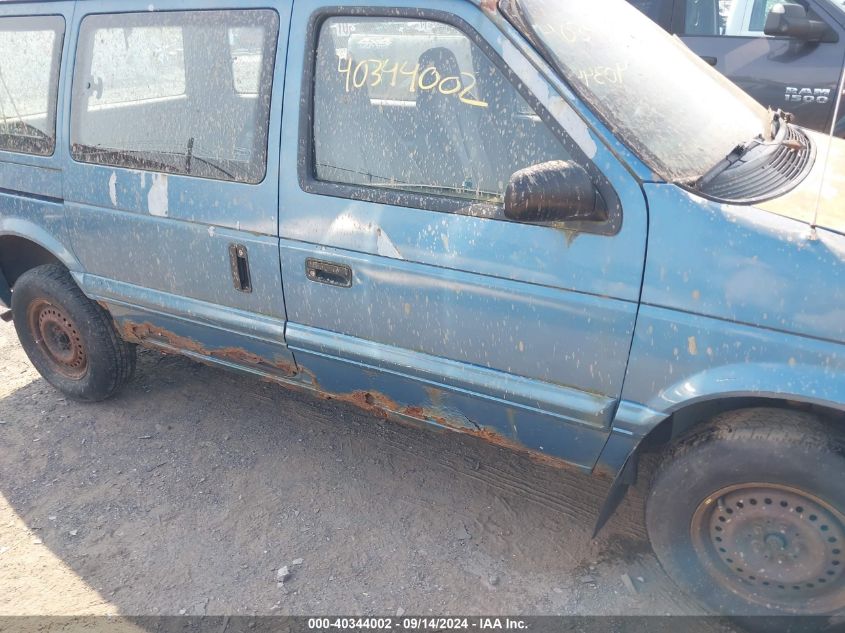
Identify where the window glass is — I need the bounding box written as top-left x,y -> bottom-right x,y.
229,26 -> 265,95
0,15 -> 64,156
89,26 -> 185,105
748,0 -> 781,31
72,10 -> 279,184
629,0 -> 669,24
693,0 -> 806,36
312,17 -> 573,206
684,0 -> 720,35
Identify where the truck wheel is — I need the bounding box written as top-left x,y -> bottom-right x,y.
646,408 -> 845,616
11,264 -> 135,402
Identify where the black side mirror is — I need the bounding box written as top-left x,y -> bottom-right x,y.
764,3 -> 829,41
504,160 -> 607,224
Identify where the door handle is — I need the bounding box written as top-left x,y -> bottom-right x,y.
228,243 -> 252,293
700,55 -> 717,66
305,258 -> 353,288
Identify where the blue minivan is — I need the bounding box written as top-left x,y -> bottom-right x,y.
0,0 -> 843,617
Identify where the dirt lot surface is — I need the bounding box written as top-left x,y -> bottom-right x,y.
0,320 -> 745,629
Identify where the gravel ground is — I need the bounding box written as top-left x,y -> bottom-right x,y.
0,319 -> 744,630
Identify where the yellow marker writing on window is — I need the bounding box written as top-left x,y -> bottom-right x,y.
336,55 -> 489,108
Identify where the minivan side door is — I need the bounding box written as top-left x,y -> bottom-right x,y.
672,0 -> 845,132
62,0 -> 296,375
277,0 -> 649,469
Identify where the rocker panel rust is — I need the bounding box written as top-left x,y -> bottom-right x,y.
120,320 -> 299,377
117,318 -> 591,475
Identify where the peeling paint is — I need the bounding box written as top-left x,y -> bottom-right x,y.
108,172 -> 118,207
376,227 -> 403,259
687,336 -> 698,356
147,173 -> 169,217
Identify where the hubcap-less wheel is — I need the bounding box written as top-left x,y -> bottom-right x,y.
26,299 -> 88,380
692,483 -> 845,613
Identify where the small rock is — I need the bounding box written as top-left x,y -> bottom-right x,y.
487,575 -> 499,587
276,566 -> 291,583
32,538 -> 43,545
637,576 -> 645,584
621,573 -> 638,596
178,609 -> 186,615
455,525 -> 471,541
579,575 -> 596,584
395,608 -> 405,617
292,558 -> 304,566
48,516 -> 56,521
69,529 -> 78,536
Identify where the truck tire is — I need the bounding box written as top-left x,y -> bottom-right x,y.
646,408 -> 845,617
11,264 -> 135,402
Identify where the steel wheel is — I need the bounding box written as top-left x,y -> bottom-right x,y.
691,483 -> 845,613
26,298 -> 88,380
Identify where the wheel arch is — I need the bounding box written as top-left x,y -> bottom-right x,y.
0,221 -> 82,305
592,392 -> 845,535
642,394 -> 845,452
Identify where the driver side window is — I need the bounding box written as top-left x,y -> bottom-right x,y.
311,16 -> 573,207
686,0 -> 807,36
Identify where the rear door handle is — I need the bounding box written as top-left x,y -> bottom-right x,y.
700,55 -> 717,66
305,258 -> 353,288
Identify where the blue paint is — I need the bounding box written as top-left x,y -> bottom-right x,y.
0,0 -> 842,487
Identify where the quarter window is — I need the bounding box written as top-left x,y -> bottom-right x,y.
71,10 -> 279,184
0,15 -> 64,156
311,17 -> 573,207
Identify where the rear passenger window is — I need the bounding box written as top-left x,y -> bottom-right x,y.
311,17 -> 573,207
0,15 -> 64,156
88,26 -> 185,105
71,10 -> 279,184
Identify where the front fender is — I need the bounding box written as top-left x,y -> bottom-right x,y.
617,305 -> 845,437
591,305 -> 845,533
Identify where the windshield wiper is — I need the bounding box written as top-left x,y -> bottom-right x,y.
695,139 -> 760,189
72,144 -> 176,173
696,109 -> 800,189
767,108 -> 794,141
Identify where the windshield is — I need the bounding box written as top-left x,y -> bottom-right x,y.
502,0 -> 771,181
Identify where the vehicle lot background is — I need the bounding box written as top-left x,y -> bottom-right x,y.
0,320 -> 727,626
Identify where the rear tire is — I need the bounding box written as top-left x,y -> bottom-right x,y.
12,264 -> 135,401
646,408 -> 845,618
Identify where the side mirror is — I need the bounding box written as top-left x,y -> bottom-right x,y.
764,3 -> 829,41
504,160 -> 607,224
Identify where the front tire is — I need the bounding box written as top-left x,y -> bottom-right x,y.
646,408 -> 845,617
12,264 -> 136,401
